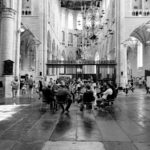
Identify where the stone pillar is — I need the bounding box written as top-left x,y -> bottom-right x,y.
115,0 -> 121,87
15,0 -> 22,77
0,8 -> 16,68
0,8 -> 16,98
120,44 -> 128,88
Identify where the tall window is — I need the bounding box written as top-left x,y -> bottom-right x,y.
77,13 -> 83,30
61,13 -> 65,28
137,41 -> 143,68
62,31 -> 65,44
68,13 -> 73,30
22,0 -> 32,15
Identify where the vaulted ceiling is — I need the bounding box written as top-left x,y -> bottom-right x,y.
60,0 -> 102,10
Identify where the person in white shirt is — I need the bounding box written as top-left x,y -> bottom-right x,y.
96,83 -> 113,107
11,76 -> 19,104
101,83 -> 113,100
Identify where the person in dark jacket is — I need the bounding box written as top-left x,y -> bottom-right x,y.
56,85 -> 72,113
83,85 -> 95,103
80,84 -> 95,111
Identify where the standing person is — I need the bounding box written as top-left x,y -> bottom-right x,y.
11,76 -> 19,105
28,75 -> 34,99
38,79 -> 43,100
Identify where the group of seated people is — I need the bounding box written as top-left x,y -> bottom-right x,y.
39,77 -> 118,113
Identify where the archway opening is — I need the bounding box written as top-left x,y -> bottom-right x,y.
20,29 -> 40,77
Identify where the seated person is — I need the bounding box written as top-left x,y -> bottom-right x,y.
83,85 -> 95,103
80,85 -> 95,111
96,83 -> 113,107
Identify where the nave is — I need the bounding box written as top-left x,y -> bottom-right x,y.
0,89 -> 150,150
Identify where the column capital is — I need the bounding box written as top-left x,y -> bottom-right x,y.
1,8 -> 16,19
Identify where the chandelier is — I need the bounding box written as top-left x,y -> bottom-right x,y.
75,0 -> 104,60
81,0 -> 104,42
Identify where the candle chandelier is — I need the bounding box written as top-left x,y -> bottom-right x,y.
81,0 -> 104,42
75,0 -> 105,60
73,0 -> 106,60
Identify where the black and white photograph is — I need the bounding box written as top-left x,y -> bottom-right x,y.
0,0 -> 150,149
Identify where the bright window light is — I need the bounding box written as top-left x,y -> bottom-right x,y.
137,41 -> 143,68
61,13 -> 65,28
68,13 -> 73,30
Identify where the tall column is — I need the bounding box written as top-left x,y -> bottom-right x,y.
115,0 -> 121,87
0,8 -> 16,98
0,8 -> 16,67
15,0 -> 22,77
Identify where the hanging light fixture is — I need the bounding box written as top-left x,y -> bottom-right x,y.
81,0 -> 104,42
75,0 -> 104,60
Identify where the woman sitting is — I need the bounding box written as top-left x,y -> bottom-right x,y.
96,83 -> 113,108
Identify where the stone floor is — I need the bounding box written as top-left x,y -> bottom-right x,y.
0,88 -> 150,150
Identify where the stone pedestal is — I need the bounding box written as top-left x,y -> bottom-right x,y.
0,76 -> 13,99
4,76 -> 14,98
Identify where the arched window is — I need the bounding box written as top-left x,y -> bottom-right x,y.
61,12 -> 65,28
77,13 -> 83,30
68,12 -> 73,30
137,41 -> 143,68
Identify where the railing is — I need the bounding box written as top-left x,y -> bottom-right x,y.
132,9 -> 150,16
47,60 -> 117,65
